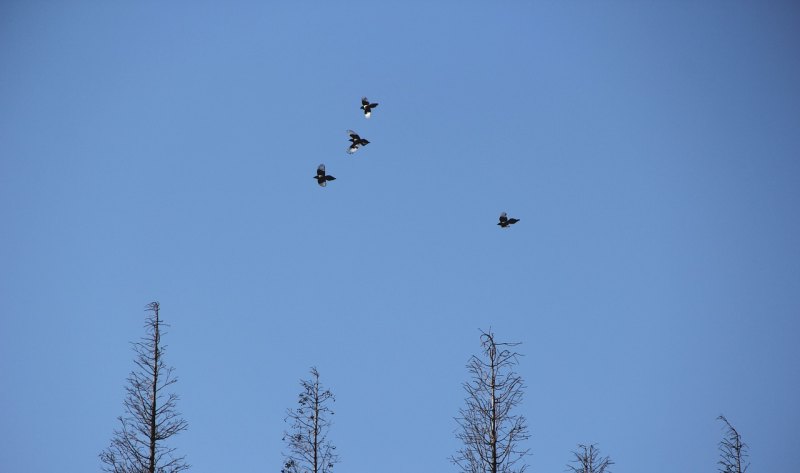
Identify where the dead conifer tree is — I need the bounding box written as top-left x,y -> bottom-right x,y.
718,415 -> 749,473
452,329 -> 530,473
566,444 -> 613,473
282,367 -> 339,473
100,302 -> 189,473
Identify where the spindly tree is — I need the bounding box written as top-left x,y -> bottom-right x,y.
452,329 -> 530,473
100,302 -> 189,473
718,415 -> 748,473
566,444 -> 613,473
282,367 -> 339,473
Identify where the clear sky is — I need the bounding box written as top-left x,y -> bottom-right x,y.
1,1 -> 799,472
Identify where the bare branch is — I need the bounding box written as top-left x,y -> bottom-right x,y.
452,329 -> 530,473
566,444 -> 613,473
718,415 -> 749,473
100,302 -> 189,473
282,367 -> 339,473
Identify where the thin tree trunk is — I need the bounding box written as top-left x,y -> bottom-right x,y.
490,343 -> 498,473
313,380 -> 319,473
149,304 -> 160,473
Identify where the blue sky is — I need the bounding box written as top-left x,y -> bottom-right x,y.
1,1 -> 799,472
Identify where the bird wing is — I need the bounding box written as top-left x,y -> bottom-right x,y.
361,97 -> 369,106
317,164 -> 326,176
499,212 -> 508,223
347,130 -> 360,141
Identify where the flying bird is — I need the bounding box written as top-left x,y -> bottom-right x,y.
346,130 -> 370,154
497,212 -> 520,228
314,164 -> 336,187
360,97 -> 379,118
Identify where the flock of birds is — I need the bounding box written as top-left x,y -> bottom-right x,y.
314,97 -> 520,229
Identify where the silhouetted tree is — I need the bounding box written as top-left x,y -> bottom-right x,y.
100,302 -> 189,473
718,415 -> 748,473
567,444 -> 613,473
282,367 -> 339,473
452,329 -> 530,473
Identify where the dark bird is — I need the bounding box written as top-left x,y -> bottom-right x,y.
314,164 -> 336,187
360,97 -> 379,118
346,130 -> 370,154
497,212 -> 520,228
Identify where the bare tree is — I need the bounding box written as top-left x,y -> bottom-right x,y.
100,302 -> 189,473
282,367 -> 339,473
566,444 -> 613,473
718,415 -> 749,473
452,329 -> 530,473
